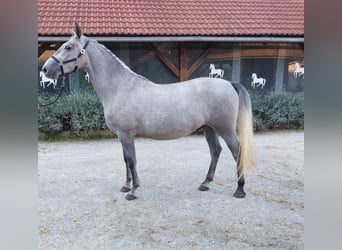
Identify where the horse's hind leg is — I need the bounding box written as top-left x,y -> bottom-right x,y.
118,133 -> 140,200
221,133 -> 246,198
198,126 -> 222,191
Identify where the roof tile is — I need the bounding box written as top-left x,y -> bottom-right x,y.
38,0 -> 304,37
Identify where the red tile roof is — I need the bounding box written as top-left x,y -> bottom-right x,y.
38,0 -> 304,37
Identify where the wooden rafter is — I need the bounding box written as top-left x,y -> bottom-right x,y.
38,43 -> 51,58
186,43 -> 217,78
38,42 -> 62,58
146,44 -> 180,78
147,42 -> 218,81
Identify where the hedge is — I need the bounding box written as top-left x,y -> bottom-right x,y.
38,91 -> 107,136
38,90 -> 304,138
250,92 -> 304,131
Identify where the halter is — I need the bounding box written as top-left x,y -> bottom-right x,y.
51,40 -> 90,76
38,40 -> 89,108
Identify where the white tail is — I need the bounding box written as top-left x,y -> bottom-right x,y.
232,83 -> 256,179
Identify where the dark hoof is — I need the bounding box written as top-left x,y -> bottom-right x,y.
233,189 -> 246,198
198,184 -> 210,191
125,194 -> 137,200
120,186 -> 131,193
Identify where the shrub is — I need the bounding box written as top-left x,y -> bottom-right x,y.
38,90 -> 304,139
251,92 -> 304,131
38,91 -> 107,136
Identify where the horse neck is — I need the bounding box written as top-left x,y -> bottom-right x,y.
84,40 -> 147,105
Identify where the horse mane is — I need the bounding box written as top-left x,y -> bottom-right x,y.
91,39 -> 150,83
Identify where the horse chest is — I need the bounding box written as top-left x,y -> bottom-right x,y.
103,103 -> 137,132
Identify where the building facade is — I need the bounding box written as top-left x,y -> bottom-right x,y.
38,0 -> 304,95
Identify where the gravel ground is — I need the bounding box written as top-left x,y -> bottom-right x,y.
38,131 -> 304,249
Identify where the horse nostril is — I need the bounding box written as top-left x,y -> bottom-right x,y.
42,67 -> 48,74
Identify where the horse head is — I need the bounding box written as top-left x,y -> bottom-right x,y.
251,73 -> 257,79
42,23 -> 90,80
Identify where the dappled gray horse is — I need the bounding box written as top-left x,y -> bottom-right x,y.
42,24 -> 255,200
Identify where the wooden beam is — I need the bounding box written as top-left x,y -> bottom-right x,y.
146,44 -> 180,78
187,43 -> 217,78
206,47 -> 303,59
38,43 -> 51,58
207,51 -> 239,60
179,44 -> 188,82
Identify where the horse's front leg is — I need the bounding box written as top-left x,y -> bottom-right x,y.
118,132 -> 140,200
120,151 -> 132,193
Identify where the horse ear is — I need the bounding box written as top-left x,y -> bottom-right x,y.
70,29 -> 76,37
75,22 -> 82,39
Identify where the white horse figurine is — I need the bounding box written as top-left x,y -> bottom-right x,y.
251,73 -> 266,89
294,62 -> 304,79
84,71 -> 90,82
209,64 -> 224,78
39,71 -> 57,89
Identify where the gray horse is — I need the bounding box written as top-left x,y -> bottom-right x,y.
42,23 -> 255,200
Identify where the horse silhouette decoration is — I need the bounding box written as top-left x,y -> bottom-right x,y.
251,73 -> 266,89
84,71 -> 90,82
40,71 -> 57,89
42,23 -> 255,200
294,62 -> 304,79
209,64 -> 224,78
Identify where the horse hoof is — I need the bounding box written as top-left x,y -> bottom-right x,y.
198,184 -> 209,191
125,194 -> 137,200
120,186 -> 131,193
233,190 -> 246,198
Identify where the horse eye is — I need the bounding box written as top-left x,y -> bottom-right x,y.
64,45 -> 71,50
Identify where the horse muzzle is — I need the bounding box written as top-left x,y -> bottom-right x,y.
42,58 -> 60,80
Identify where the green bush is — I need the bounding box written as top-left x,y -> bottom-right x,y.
38,91 -> 107,136
38,90 -> 304,139
251,92 -> 304,131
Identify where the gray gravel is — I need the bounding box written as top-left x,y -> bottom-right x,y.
38,131 -> 304,249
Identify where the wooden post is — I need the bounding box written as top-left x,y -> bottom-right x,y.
232,43 -> 241,83
179,43 -> 188,82
275,47 -> 287,92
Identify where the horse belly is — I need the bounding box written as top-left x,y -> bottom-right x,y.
136,106 -> 204,140
137,127 -> 198,140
